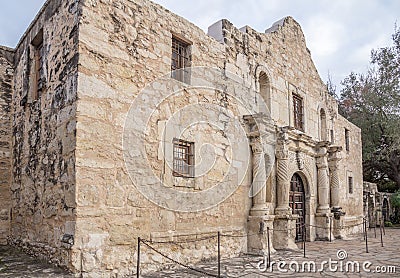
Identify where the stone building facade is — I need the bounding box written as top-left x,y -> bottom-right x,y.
363,182 -> 394,227
0,46 -> 13,245
0,0 -> 364,276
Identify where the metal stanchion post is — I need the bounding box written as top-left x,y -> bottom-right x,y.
303,224 -> 306,258
365,219 -> 369,253
267,227 -> 271,268
374,224 -> 376,238
329,217 -> 332,242
382,216 -> 386,235
137,237 -> 141,278
380,224 -> 384,247
363,218 -> 365,240
218,231 -> 221,278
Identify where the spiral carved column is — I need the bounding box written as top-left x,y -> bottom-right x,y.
250,138 -> 268,214
273,128 -> 298,250
316,146 -> 330,213
328,146 -> 344,239
275,132 -> 291,215
315,143 -> 334,241
328,146 -> 342,209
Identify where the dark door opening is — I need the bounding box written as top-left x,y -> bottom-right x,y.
382,198 -> 389,222
289,173 -> 305,242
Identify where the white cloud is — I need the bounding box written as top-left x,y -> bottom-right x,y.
305,16 -> 346,57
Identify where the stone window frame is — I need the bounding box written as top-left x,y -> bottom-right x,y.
348,176 -> 354,194
345,128 -> 350,152
172,138 -> 195,178
255,66 -> 273,115
30,29 -> 45,102
170,33 -> 192,84
292,93 -> 304,131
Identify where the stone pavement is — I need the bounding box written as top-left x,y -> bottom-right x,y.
0,229 -> 399,277
143,228 -> 400,278
0,245 -> 72,277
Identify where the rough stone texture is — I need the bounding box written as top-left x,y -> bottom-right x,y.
0,46 -> 13,244
9,0 -> 79,269
0,245 -> 72,277
2,0 -> 365,276
1,228 -> 400,277
363,182 -> 394,228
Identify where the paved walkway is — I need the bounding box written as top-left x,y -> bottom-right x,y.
143,228 -> 400,277
0,245 -> 72,277
0,229 -> 399,277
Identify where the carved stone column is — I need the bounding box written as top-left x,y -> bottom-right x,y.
273,127 -> 297,250
328,146 -> 342,210
250,137 -> 268,215
315,142 -> 333,240
243,114 -> 276,254
275,129 -> 291,215
316,144 -> 330,213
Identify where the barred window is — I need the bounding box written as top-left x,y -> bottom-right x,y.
171,36 -> 191,83
293,94 -> 304,131
348,176 -> 353,194
173,138 -> 194,178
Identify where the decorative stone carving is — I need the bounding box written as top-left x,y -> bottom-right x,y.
243,114 -> 276,216
316,143 -> 330,213
296,151 -> 305,170
328,146 -> 342,210
275,127 -> 291,215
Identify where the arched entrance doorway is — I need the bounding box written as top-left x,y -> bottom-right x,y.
290,173 -> 305,241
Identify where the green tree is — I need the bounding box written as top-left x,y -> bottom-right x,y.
390,191 -> 400,223
339,27 -> 400,191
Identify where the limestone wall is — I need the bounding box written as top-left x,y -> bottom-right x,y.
335,115 -> 363,220
74,1 -> 253,275
10,0 -> 80,267
0,46 -> 14,244
73,0 -> 363,275
4,0 -> 364,275
216,18 -> 339,141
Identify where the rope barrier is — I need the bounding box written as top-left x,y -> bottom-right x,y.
137,216 -> 386,277
150,231 -> 219,239
148,235 -> 217,244
141,239 -> 219,277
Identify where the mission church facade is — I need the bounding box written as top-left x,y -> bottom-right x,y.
0,0 -> 363,276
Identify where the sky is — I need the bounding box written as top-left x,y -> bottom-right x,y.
1,0 -> 399,89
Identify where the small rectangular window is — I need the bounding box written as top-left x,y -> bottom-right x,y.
293,94 -> 304,131
171,36 -> 191,83
330,129 -> 334,144
173,138 -> 194,178
348,176 -> 353,194
31,29 -> 44,101
345,128 -> 350,151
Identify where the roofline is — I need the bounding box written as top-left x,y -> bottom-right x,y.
0,45 -> 14,52
14,0 -> 54,50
